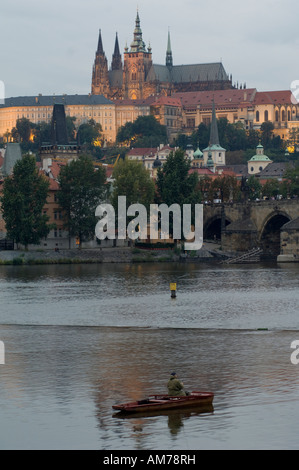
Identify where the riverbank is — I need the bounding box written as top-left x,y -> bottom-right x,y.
0,242 -> 232,265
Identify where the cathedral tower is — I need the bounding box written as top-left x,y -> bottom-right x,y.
122,11 -> 153,99
91,29 -> 109,96
111,33 -> 122,71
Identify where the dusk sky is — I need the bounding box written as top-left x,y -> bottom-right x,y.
2,0 -> 299,98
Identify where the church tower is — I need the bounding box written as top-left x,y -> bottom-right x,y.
111,33 -> 122,71
91,29 -> 109,96
122,11 -> 153,99
166,30 -> 173,69
203,100 -> 226,167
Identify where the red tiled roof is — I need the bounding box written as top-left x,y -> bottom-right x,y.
128,147 -> 157,157
48,178 -> 59,190
253,90 -> 295,105
151,96 -> 182,107
173,88 -> 257,109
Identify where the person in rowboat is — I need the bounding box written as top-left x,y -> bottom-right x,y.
167,372 -> 188,396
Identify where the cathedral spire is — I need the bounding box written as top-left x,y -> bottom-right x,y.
130,9 -> 146,52
166,29 -> 173,68
97,29 -> 104,54
111,32 -> 122,70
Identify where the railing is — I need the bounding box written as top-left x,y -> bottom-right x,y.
221,247 -> 263,264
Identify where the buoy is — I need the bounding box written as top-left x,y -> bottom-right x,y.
170,282 -> 177,298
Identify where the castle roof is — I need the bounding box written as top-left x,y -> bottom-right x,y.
173,88 -> 257,109
146,62 -> 229,84
253,90 -> 296,106
1,94 -> 113,108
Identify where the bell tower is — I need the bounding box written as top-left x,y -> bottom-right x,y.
123,11 -> 152,100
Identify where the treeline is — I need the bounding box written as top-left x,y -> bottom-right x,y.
3,117 -> 103,156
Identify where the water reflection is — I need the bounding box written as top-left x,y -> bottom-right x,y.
1,263 -> 299,449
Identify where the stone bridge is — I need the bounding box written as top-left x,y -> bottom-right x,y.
203,199 -> 299,257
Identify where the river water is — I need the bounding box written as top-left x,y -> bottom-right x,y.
0,261 -> 299,450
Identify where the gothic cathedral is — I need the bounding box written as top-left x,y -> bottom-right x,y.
91,11 -> 232,101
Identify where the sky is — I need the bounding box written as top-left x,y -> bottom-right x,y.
1,0 -> 299,98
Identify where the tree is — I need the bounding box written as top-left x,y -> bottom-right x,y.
111,159 -> 155,212
57,155 -> 106,246
156,149 -> 200,207
192,122 -> 210,150
246,175 -> 262,200
211,175 -> 240,202
260,121 -> 274,148
116,115 -> 167,148
77,119 -> 102,148
11,118 -> 33,143
247,129 -> 260,149
0,154 -> 51,248
283,164 -> 299,196
155,149 -> 200,240
66,116 -> 77,142
261,179 -> 281,199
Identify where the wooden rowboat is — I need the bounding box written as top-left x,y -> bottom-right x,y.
112,391 -> 214,414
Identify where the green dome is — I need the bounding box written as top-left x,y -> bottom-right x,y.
249,154 -> 271,162
249,143 -> 271,162
194,147 -> 203,158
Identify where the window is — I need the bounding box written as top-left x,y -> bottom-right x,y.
264,110 -> 268,121
275,110 -> 279,121
256,111 -> 260,122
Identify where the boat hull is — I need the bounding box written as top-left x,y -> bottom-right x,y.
112,391 -> 214,414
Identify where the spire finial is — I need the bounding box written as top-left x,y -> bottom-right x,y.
166,28 -> 173,68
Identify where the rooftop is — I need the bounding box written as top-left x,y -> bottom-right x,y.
0,94 -> 114,108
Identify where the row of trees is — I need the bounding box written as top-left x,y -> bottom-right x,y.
6,117 -> 103,153
2,151 -> 299,249
5,115 -> 299,165
176,120 -> 285,154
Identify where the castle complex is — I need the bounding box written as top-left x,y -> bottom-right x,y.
0,10 -> 298,146
91,11 -> 233,100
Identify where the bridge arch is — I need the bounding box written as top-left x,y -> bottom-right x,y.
204,214 -> 232,241
259,210 -> 291,257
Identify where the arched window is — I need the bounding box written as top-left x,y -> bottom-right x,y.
282,110 -> 286,121
264,110 -> 268,121
275,110 -> 279,122
288,110 -> 291,121
256,111 -> 260,122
